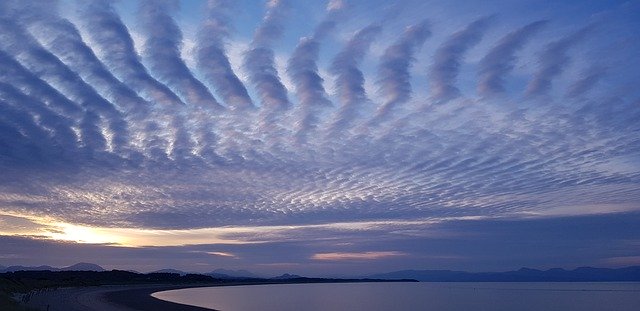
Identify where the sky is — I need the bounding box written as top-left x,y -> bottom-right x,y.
0,0 -> 639,277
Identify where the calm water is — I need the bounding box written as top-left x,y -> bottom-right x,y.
153,282 -> 640,311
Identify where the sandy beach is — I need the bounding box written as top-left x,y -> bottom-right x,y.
21,284 -> 215,311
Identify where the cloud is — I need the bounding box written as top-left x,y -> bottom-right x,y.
0,83 -> 77,157
311,251 -> 406,261
526,24 -> 595,96
0,0 -> 638,274
16,2 -> 155,155
286,1 -> 344,142
204,251 -> 239,258
253,0 -> 289,45
287,37 -> 333,142
601,256 -> 640,267
478,20 -> 547,96
0,13 -> 130,155
196,0 -> 254,111
429,17 -> 493,102
78,0 -> 200,161
2,212 -> 640,274
0,49 -> 82,119
369,20 -> 430,125
326,24 -> 382,137
566,65 -> 607,98
243,0 -> 291,129
327,0 -> 345,12
77,0 -> 184,108
137,0 -> 223,110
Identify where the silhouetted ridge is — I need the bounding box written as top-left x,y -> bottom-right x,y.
0,262 -> 104,273
369,266 -> 640,282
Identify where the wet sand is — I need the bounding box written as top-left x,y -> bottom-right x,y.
22,284 -> 216,311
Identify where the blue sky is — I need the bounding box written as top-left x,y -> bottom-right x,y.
0,0 -> 639,276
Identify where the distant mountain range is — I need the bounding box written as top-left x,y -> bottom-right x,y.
271,273 -> 303,280
2,264 -> 263,279
208,268 -> 262,279
150,268 -> 189,276
150,268 -> 263,279
0,262 -> 104,273
369,266 -> 640,282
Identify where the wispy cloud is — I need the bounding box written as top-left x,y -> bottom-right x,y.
205,251 -> 239,258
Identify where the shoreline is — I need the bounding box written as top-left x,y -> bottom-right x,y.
22,284 -> 218,311
105,285 -> 216,311
19,279 -> 415,310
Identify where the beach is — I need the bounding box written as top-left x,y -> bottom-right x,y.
21,284 -> 215,311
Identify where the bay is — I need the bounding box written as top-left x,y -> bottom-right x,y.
152,282 -> 640,311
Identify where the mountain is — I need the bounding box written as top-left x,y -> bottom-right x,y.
369,266 -> 640,282
61,263 -> 105,272
150,268 -> 188,275
2,265 -> 57,273
0,263 -> 104,273
206,269 -> 260,279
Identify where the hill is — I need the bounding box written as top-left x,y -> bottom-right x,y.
0,263 -> 105,273
206,269 -> 261,279
369,266 -> 640,282
150,269 -> 188,276
61,263 -> 105,272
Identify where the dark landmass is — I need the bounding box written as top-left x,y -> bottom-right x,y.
151,268 -> 261,279
370,266 -> 640,282
150,269 -> 189,276
271,273 -> 302,280
0,269 -> 414,310
206,269 -> 260,279
0,262 -> 104,273
3,265 -> 262,280
0,270 -> 223,310
61,263 -> 105,272
2,263 -> 639,310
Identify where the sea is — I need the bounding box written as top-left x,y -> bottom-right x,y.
152,282 -> 640,311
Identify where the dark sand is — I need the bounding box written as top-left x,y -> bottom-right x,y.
106,286 -> 215,311
22,284 -> 216,311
